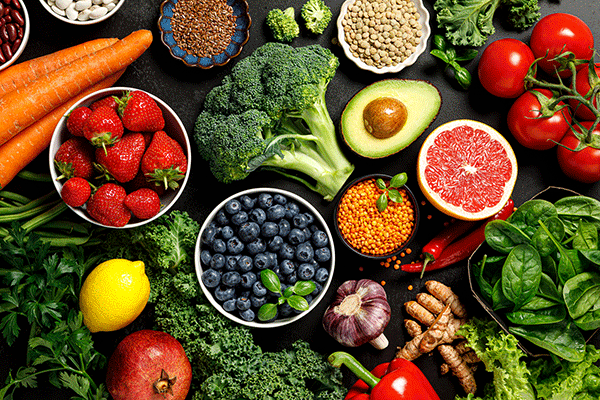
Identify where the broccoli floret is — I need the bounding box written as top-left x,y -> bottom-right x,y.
301,0 -> 333,35
266,7 -> 300,42
194,42 -> 355,201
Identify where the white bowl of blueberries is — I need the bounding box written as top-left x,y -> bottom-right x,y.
194,188 -> 335,328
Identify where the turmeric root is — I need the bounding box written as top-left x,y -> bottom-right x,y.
438,344 -> 477,394
405,300 -> 436,326
416,292 -> 445,314
425,280 -> 468,318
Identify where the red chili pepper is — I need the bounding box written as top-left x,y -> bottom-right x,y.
402,198 -> 514,274
329,352 -> 440,400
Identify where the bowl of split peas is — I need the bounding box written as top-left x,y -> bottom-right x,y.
334,173 -> 419,260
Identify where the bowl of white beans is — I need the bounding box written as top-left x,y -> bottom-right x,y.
38,0 -> 125,25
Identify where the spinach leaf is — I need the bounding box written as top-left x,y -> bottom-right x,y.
506,304 -> 566,325
574,303 -> 600,331
531,216 -> 565,257
485,220 -> 531,254
509,320 -> 586,362
492,278 -> 513,311
521,295 -> 561,310
508,199 -> 557,237
563,272 -> 600,319
555,196 -> 600,223
473,255 -> 505,304
573,219 -> 598,250
537,272 -> 563,303
502,244 -> 542,310
579,249 -> 600,267
541,255 -> 558,283
558,249 -> 588,285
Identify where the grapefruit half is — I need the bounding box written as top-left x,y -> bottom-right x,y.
417,119 -> 517,221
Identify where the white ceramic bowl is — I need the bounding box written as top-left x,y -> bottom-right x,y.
194,188 -> 336,328
336,0 -> 431,74
0,0 -> 30,72
48,86 -> 191,229
38,0 -> 125,25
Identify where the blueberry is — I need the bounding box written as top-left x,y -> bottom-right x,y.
292,213 -> 309,229
239,308 -> 256,322
304,294 -> 314,305
302,227 -> 312,242
200,249 -> 212,266
297,263 -> 316,280
210,253 -> 226,270
226,237 -> 244,255
247,238 -> 267,255
295,242 -> 314,263
315,247 -> 331,263
221,225 -> 234,240
315,267 -> 329,283
266,204 -> 286,221
303,212 -> 314,225
254,253 -> 269,270
231,211 -> 249,226
252,281 -> 268,297
278,219 -> 291,237
212,238 -> 226,253
249,208 -> 267,225
201,269 -> 221,288
222,271 -> 241,287
201,226 -> 219,246
257,193 -> 274,209
279,243 -> 295,260
237,255 -> 253,272
285,202 -> 300,219
222,299 -> 236,312
288,228 -> 306,245
279,302 -> 293,317
214,285 -> 235,302
240,271 -> 257,288
225,255 -> 240,271
280,259 -> 296,275
272,264 -> 284,282
239,195 -> 256,210
286,270 -> 298,284
224,199 -> 241,215
250,295 -> 267,309
236,296 -> 251,311
311,282 -> 323,297
309,224 -> 319,232
215,210 -> 229,226
273,194 -> 287,205
268,235 -> 284,251
238,222 -> 260,243
261,221 -> 279,238
265,252 -> 278,268
312,230 -> 329,248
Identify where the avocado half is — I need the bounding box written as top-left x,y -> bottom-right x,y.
340,79 -> 442,159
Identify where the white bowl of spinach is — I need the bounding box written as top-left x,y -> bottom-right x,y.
469,186 -> 600,362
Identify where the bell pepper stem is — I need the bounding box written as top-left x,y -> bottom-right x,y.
328,351 -> 381,389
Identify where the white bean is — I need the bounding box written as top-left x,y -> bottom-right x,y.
89,6 -> 108,18
77,9 -> 91,20
105,2 -> 115,11
74,0 -> 92,11
66,4 -> 79,19
51,4 -> 66,15
102,0 -> 115,4
91,0 -> 103,4
55,0 -> 73,10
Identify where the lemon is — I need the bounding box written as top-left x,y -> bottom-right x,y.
79,259 -> 150,333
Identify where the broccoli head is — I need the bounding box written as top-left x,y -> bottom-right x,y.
301,0 -> 333,35
266,7 -> 300,42
194,42 -> 355,201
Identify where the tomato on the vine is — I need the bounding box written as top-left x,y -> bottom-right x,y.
556,121 -> 600,183
478,38 -> 535,98
569,63 -> 600,121
507,89 -> 572,150
530,13 -> 594,78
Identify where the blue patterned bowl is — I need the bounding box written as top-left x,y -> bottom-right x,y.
158,0 -> 251,68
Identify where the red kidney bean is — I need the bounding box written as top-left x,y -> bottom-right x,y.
10,37 -> 19,53
6,23 -> 15,41
2,42 -> 12,59
17,25 -> 21,38
10,0 -> 20,9
0,4 -> 4,15
0,26 -> 8,43
10,9 -> 22,25
0,0 -> 23,65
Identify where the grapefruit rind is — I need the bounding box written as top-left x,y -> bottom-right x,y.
417,119 -> 517,221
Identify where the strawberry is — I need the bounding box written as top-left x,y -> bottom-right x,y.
54,137 -> 95,180
90,95 -> 119,112
127,170 -> 166,196
83,105 -> 124,150
66,106 -> 92,137
116,91 -> 165,132
86,183 -> 131,227
61,177 -> 91,207
95,133 -> 146,183
124,188 -> 161,220
141,130 -> 188,190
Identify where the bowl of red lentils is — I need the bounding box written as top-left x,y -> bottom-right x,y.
158,0 -> 251,68
334,173 -> 419,260
336,0 -> 430,74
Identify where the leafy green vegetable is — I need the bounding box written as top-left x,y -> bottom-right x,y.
510,321 -> 586,363
257,269 -> 315,321
375,172 -> 407,212
433,0 -> 540,47
485,219 -> 530,254
430,34 -> 477,89
563,272 -> 600,320
266,7 -> 300,42
501,244 -> 541,310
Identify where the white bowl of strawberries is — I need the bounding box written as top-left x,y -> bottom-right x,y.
49,87 -> 191,228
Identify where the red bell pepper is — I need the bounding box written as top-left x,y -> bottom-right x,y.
328,351 -> 441,400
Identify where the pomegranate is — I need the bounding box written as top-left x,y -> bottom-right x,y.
106,330 -> 192,400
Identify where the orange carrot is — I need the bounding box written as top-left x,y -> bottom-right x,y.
0,29 -> 152,147
0,37 -> 118,96
0,70 -> 125,189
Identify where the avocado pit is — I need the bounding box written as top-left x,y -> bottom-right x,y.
363,97 -> 407,139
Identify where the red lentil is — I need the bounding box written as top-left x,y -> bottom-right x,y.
381,280 -> 386,286
408,285 -> 413,290
337,178 -> 415,256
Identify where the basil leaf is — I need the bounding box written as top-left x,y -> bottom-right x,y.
292,280 -> 316,296
376,193 -> 388,213
501,244 -> 542,310
286,295 -> 309,311
389,172 -> 407,188
387,189 -> 403,204
563,272 -> 600,319
257,303 -> 278,321
485,220 -> 531,254
261,269 -> 281,294
510,321 -> 586,362
376,178 -> 387,190
508,199 -> 557,238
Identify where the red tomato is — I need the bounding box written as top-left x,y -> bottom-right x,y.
478,38 -> 535,98
556,121 -> 600,183
507,89 -> 572,150
569,63 -> 600,120
530,13 -> 594,78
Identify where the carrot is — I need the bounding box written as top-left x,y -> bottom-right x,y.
0,70 -> 126,189
0,29 -> 152,147
0,38 -> 119,96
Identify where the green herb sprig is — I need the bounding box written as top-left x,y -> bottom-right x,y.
257,269 -> 316,321
430,35 -> 478,90
376,172 -> 408,212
